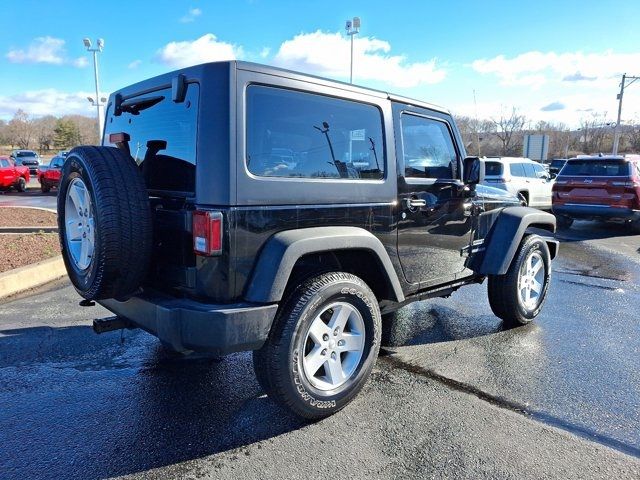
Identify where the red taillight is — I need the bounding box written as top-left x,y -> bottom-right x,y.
192,210 -> 223,256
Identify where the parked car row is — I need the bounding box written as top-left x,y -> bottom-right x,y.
0,152 -> 66,194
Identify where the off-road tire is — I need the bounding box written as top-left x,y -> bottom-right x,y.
488,234 -> 551,328
57,146 -> 152,300
16,177 -> 26,192
253,272 -> 381,420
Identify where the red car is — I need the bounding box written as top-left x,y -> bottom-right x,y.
37,155 -> 64,193
552,155 -> 640,232
0,155 -> 30,192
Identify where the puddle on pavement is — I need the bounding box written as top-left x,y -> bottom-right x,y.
554,241 -> 637,283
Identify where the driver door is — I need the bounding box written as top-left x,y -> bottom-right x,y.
394,105 -> 474,289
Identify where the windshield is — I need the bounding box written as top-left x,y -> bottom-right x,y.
17,151 -> 36,157
561,160 -> 630,177
50,157 -> 64,167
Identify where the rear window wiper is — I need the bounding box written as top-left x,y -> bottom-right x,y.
116,95 -> 164,115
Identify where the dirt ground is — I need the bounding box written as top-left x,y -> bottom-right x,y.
0,207 -> 57,227
0,233 -> 61,273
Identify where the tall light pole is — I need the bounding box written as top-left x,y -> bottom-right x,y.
83,38 -> 105,143
345,17 -> 360,84
612,73 -> 639,155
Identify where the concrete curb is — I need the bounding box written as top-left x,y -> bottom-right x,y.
0,255 -> 66,299
0,226 -> 58,234
0,205 -> 57,213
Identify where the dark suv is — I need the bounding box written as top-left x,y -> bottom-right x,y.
57,61 -> 557,419
10,149 -> 40,175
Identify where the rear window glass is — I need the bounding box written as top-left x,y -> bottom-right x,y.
104,83 -> 199,193
485,161 -> 503,176
246,85 -> 385,180
561,160 -> 630,177
510,163 -> 526,177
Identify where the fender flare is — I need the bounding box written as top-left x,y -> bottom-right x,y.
244,226 -> 405,304
472,206 -> 557,275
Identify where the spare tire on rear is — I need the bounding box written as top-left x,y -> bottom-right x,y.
57,146 -> 152,300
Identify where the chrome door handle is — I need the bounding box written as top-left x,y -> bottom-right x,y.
404,198 -> 427,209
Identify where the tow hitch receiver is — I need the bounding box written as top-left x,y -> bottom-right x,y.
93,316 -> 136,334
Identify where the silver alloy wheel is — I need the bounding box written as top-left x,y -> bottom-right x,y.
302,301 -> 366,391
518,251 -> 545,310
64,177 -> 95,271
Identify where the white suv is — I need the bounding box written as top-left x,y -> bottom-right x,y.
481,157 -> 553,209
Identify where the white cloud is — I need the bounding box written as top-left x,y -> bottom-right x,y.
6,36 -> 66,64
180,7 -> 202,23
6,36 -> 90,68
472,50 -> 640,88
72,57 -> 88,68
156,34 -> 242,68
128,59 -> 142,69
0,89 -> 107,119
259,47 -> 270,59
274,30 -> 446,88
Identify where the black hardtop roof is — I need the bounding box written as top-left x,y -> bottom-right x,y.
108,60 -> 449,115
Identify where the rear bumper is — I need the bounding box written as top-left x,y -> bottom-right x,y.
100,290 -> 278,354
553,204 -> 640,220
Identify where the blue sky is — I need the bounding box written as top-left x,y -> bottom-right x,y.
2,0 -> 640,126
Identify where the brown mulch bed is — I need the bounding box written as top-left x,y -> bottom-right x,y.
0,233 -> 61,273
0,207 -> 57,228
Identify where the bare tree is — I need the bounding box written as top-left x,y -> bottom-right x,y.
625,121 -> 640,152
7,110 -> 34,149
492,107 -> 527,156
576,112 -> 614,154
33,115 -> 57,152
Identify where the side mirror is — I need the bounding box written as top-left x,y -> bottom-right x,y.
463,156 -> 484,185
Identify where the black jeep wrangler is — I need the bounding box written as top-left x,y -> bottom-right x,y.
57,61 -> 557,419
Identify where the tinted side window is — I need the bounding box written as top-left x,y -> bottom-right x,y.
485,161 -> 503,176
532,163 -> 546,177
246,86 -> 384,180
523,163 -> 537,178
105,83 -> 199,192
401,114 -> 457,179
510,163 -> 526,177
0,159 -> 9,168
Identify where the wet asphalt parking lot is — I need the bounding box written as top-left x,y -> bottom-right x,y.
1,221 -> 639,479
0,178 -> 57,210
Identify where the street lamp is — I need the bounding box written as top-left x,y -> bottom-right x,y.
612,73 -> 640,155
83,37 -> 105,143
345,17 -> 360,84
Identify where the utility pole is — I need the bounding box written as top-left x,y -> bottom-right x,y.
473,89 -> 481,156
612,73 -> 640,155
345,17 -> 360,84
83,38 -> 105,143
